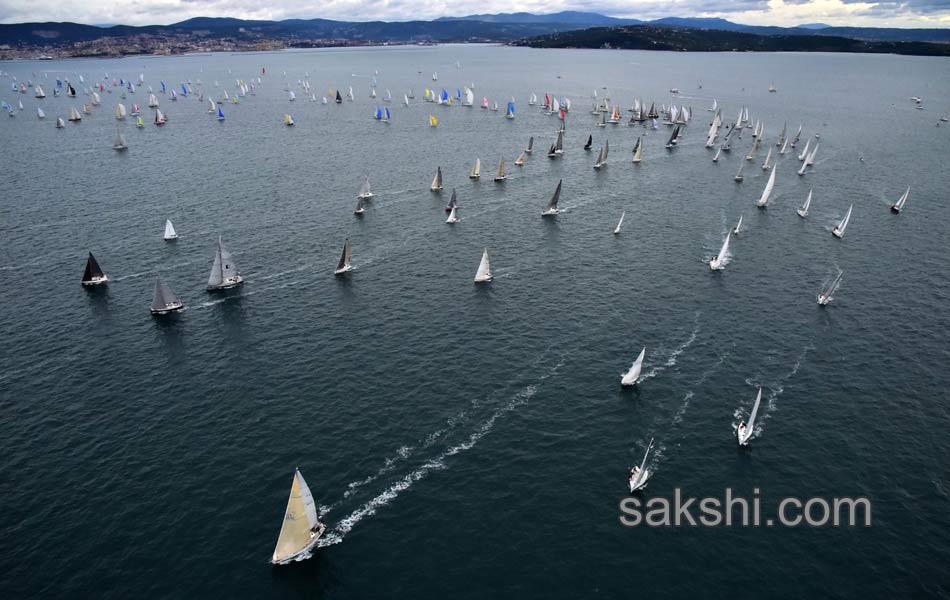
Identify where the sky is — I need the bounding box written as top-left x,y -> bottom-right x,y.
0,0 -> 949,27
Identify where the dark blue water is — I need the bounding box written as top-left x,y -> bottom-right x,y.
2,46 -> 949,598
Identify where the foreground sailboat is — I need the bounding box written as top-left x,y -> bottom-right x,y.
334,239 -> 353,275
541,180 -> 562,216
818,270 -> 843,305
737,387 -> 762,446
891,187 -> 909,213
207,237 -> 243,290
832,204 -> 852,238
613,212 -> 625,235
733,213 -> 743,235
756,166 -> 777,207
271,469 -> 326,566
469,158 -> 481,179
474,249 -> 492,283
628,437 -> 654,493
797,190 -> 812,218
709,232 -> 731,271
163,219 -> 178,240
112,130 -> 128,151
430,167 -> 443,191
494,158 -> 506,182
620,347 -> 646,386
81,252 -> 108,286
358,177 -> 374,200
150,276 -> 184,314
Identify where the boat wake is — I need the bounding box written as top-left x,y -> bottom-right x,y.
192,278 -> 302,309
637,315 -> 701,383
317,358 -> 565,548
738,344 -> 814,435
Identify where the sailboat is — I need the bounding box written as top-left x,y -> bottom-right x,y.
797,138 -> 811,162
514,153 -> 526,167
354,196 -> 366,215
444,188 -> 458,213
112,130 -> 128,151
761,147 -> 773,170
547,129 -> 564,158
154,109 -> 166,125
506,101 -> 515,119
358,177 -> 374,199
525,136 -> 534,155
596,112 -> 607,128
35,85 -> 45,99
628,437 -> 654,493
68,107 -> 82,122
36,107 -> 45,119
818,271 -> 843,305
430,167 -> 443,192
733,214 -> 743,235
216,106 -> 225,121
494,158 -> 506,181
206,237 -> 243,290
832,204 -> 852,238
709,232 -> 731,271
737,388 -> 762,446
584,134 -> 593,150
428,114 -> 438,127
334,239 -> 353,275
891,187 -> 909,213
665,126 -> 680,149
446,204 -> 459,224
474,249 -> 492,283
81,252 -> 108,286
756,166 -> 777,208
613,212 -> 625,235
164,220 -> 178,240
150,276 -> 184,314
335,90 -> 343,104
593,141 -> 608,170
542,179 -> 562,216
713,145 -> 722,162
285,114 -> 294,126
469,158 -> 481,179
136,116 -> 144,128
734,162 -> 744,183
797,190 -> 812,218
270,469 -> 326,565
621,347 -> 645,386
632,136 -> 643,164
115,103 -> 126,120
56,116 -> 65,128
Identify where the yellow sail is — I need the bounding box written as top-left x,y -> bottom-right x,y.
429,115 -> 438,127
272,469 -> 321,564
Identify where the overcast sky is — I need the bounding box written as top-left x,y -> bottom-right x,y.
1,0 -> 948,27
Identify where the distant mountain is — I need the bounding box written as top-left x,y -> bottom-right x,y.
797,23 -> 832,30
516,24 -> 950,57
2,13 -> 949,49
435,11 -> 639,26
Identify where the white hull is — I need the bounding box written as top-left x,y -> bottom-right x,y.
334,265 -> 354,276
832,228 -> 844,239
164,234 -> 178,240
796,209 -> 808,218
150,301 -> 184,315
271,523 -> 326,566
737,426 -> 752,446
208,275 -> 244,290
82,275 -> 109,286
628,468 -> 650,493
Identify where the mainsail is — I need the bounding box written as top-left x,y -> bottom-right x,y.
207,237 -> 239,289
756,165 -> 777,207
82,252 -> 106,284
474,249 -> 492,282
271,469 -> 322,565
150,276 -> 182,313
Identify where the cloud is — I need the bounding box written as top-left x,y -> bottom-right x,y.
0,0 -> 948,26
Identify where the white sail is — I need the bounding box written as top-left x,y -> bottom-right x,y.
797,138 -> 811,161
446,205 -> 458,224
358,177 -> 373,199
628,437 -> 653,492
36,107 -> 45,119
833,204 -> 852,238
164,220 -> 177,240
797,190 -> 812,217
271,469 -> 323,565
761,147 -> 772,170
474,249 -> 492,282
430,167 -> 443,191
710,232 -> 731,270
207,236 -> 241,289
621,347 -> 646,385
494,158 -> 506,181
470,158 -> 481,179
613,211 -> 625,235
115,103 -> 126,119
756,165 -> 777,207
892,187 -> 909,212
737,388 -> 762,445
734,213 -> 743,235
